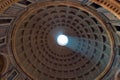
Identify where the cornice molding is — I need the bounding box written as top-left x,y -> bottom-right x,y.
90,0 -> 120,19
0,0 -> 19,13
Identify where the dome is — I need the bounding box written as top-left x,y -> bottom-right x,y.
0,0 -> 120,80
11,1 -> 114,80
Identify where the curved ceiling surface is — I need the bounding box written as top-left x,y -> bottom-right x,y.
10,1 -> 115,80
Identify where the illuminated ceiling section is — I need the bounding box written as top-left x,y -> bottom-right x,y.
0,0 -> 120,80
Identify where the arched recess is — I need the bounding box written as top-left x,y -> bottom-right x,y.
0,54 -> 8,75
